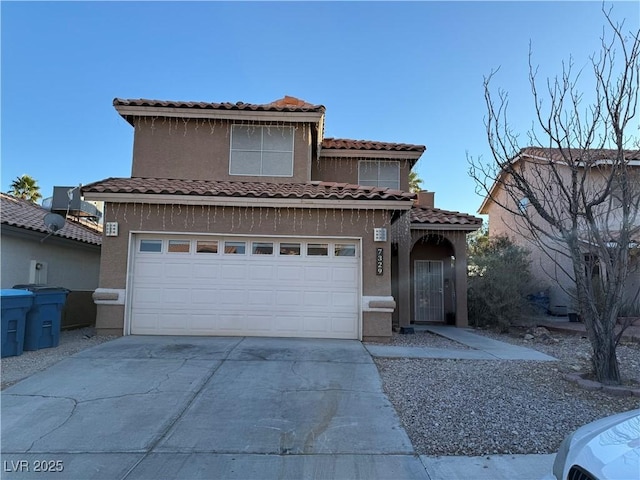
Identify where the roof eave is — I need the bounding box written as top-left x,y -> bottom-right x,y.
410,222 -> 482,231
82,191 -> 414,210
319,148 -> 424,162
114,104 -> 325,126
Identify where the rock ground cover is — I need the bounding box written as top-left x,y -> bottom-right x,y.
374,327 -> 640,455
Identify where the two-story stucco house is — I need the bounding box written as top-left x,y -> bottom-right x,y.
479,147 -> 640,314
83,96 -> 481,341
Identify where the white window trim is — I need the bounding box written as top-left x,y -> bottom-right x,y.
229,124 -> 294,177
357,160 -> 401,190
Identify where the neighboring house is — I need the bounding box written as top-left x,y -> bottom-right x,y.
83,96 -> 481,341
0,193 -> 102,327
479,147 -> 640,314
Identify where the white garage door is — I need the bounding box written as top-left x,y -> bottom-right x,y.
129,235 -> 360,339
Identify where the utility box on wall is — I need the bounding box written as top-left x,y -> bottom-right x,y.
373,228 -> 387,242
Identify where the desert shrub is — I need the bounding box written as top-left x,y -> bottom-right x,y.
467,234 -> 534,332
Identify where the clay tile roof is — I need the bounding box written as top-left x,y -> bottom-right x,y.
520,147 -> 640,162
113,96 -> 325,114
0,193 -> 102,245
322,137 -> 425,153
82,177 -> 416,202
410,205 -> 482,227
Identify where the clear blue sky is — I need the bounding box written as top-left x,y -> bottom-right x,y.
2,1 -> 638,217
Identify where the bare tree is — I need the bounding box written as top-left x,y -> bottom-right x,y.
469,7 -> 640,384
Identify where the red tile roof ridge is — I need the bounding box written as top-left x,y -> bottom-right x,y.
322,137 -> 425,152
82,177 -> 416,202
113,96 -> 326,113
410,205 -> 482,225
519,146 -> 640,162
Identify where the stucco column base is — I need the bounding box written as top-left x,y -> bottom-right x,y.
363,311 -> 392,340
95,304 -> 125,337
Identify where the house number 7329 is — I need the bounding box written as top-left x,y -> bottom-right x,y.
376,248 -> 383,275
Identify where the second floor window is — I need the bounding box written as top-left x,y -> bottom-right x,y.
230,125 -> 294,177
358,160 -> 400,190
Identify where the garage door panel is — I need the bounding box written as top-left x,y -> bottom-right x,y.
135,262 -> 164,279
304,266 -> 330,282
246,314 -> 276,332
219,289 -> 248,306
332,266 -> 358,283
276,291 -> 302,306
250,265 -> 275,281
221,264 -> 246,280
332,292 -> 359,308
133,286 -> 163,304
218,313 -> 246,331
157,313 -> 190,333
191,289 -> 220,304
301,313 -> 332,333
164,262 -> 192,279
132,313 -> 159,333
189,314 -> 218,332
192,264 -> 220,280
277,266 -> 303,281
275,315 -> 302,333
163,288 -> 190,305
248,290 -> 275,306
130,235 -> 360,339
303,291 -> 330,307
331,314 -> 359,335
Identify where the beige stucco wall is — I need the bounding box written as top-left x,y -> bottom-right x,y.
130,119 -> 313,184
312,157 -> 413,192
96,201 -> 397,337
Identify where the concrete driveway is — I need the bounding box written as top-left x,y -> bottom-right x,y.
1,336 -> 428,479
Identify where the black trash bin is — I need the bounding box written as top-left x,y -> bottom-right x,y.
12,285 -> 69,351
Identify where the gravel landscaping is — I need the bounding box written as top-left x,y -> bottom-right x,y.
373,328 -> 640,456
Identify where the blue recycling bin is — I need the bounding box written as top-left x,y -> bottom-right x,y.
1,289 -> 34,357
13,285 -> 69,351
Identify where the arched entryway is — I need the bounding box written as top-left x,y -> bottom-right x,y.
410,234 -> 455,324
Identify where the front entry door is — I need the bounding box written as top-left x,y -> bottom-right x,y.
414,260 -> 444,322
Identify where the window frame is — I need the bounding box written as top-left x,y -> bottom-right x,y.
195,240 -> 219,254
167,239 -> 191,254
224,241 -> 247,255
139,239 -> 163,253
307,243 -> 329,256
229,125 -> 295,177
252,242 -> 274,255
357,160 -> 401,190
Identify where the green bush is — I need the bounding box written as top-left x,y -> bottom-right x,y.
467,234 -> 534,332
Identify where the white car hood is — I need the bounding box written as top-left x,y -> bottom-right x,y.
568,410 -> 640,479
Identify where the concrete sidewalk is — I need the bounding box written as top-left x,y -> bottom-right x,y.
421,454 -> 555,479
365,325 -> 557,361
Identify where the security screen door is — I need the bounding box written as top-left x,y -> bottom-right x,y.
414,260 -> 444,322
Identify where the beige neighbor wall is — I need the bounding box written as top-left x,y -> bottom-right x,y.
1,230 -> 101,328
486,161 -> 640,311
96,202 -> 396,339
312,157 -> 413,192
130,119 -> 313,184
